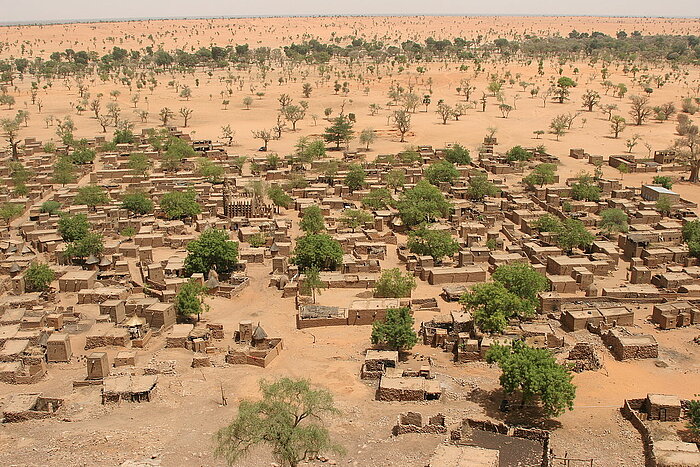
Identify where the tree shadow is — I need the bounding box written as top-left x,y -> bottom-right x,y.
468,387 -> 563,430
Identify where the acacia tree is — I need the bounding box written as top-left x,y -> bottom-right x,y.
1,116 -> 21,159
323,115 -> 354,149
675,133 -> 700,182
214,378 -> 342,467
300,267 -> 325,303
282,104 -> 306,131
175,279 -> 209,321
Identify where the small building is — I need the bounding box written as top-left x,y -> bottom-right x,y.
2,393 -> 63,423
102,375 -> 158,404
644,394 -> 682,422
376,376 -> 442,402
641,185 -> 680,203
46,333 -> 72,362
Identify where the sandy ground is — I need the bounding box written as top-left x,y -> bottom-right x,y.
0,15 -> 699,467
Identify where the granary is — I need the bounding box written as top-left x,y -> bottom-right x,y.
46,333 -> 72,362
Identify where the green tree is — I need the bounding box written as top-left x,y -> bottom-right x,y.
196,158 -> 225,182
268,186 -> 293,208
610,115 -> 626,138
460,282 -> 530,334
486,341 -> 576,416
407,226 -> 459,264
385,170 -> 406,192
396,180 -> 452,226
339,209 -> 373,232
344,164 -> 366,192
64,232 -> 104,259
69,147 -> 96,165
73,185 -> 110,210
58,213 -> 90,242
52,158 -> 77,186
444,143 -> 471,164
424,160 -> 459,186
570,173 -> 601,201
184,229 -> 239,276
214,378 -> 342,467
175,279 -> 209,321
160,189 -> 201,220
557,219 -> 595,251
374,268 -> 416,298
371,307 -> 418,351
523,163 -> 557,188
300,205 -> 325,234
683,220 -> 700,258
40,200 -> 61,215
505,145 -> 531,162
555,76 -> 576,103
291,234 -> 343,272
359,128 -> 375,150
122,192 -> 154,215
362,188 -> 393,210
0,202 -> 24,222
533,214 -> 563,233
323,115 -> 354,149
652,175 -> 673,190
24,263 -> 55,292
688,399 -> 700,434
467,173 -> 500,200
300,267 -> 326,303
128,152 -> 151,176
161,138 -> 195,171
492,263 -> 548,313
656,195 -> 673,216
599,208 -> 629,234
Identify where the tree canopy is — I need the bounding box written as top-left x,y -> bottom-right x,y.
523,163 -> 557,188
486,341 -> 576,417
175,279 -> 209,321
467,173 -> 500,200
184,229 -> 239,276
160,189 -> 202,220
374,268 -> 417,298
371,307 -> 418,351
407,226 -> 459,264
424,160 -> 460,186
214,378 -> 342,467
24,263 -> 55,292
444,144 -> 471,164
300,205 -> 325,234
122,192 -> 154,215
570,173 -> 601,201
291,234 -> 343,272
395,180 -> 452,227
460,282 -> 534,334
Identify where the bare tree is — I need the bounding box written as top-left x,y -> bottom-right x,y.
252,129 -> 274,151
179,107 -> 194,127
629,95 -> 653,125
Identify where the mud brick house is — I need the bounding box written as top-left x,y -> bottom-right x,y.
652,301 -> 700,329
2,393 -> 63,423
361,350 -> 399,379
376,375 -> 442,402
102,375 -> 158,403
58,270 -> 97,292
603,329 -> 658,360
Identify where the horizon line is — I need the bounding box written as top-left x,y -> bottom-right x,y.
1,13 -> 699,28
